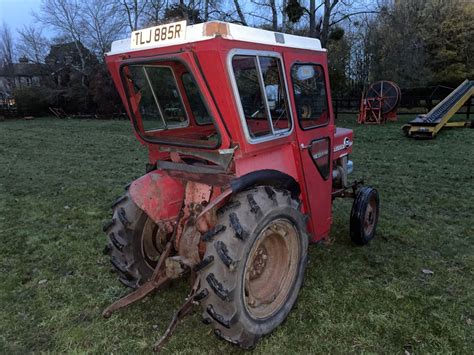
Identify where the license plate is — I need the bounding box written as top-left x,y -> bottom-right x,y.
131,21 -> 187,49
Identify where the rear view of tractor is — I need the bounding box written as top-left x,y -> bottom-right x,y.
102,21 -> 380,350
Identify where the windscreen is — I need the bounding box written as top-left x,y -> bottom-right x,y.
124,61 -> 219,148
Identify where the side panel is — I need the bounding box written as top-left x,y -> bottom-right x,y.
333,127 -> 353,160
235,143 -> 298,178
129,170 -> 185,223
284,51 -> 335,243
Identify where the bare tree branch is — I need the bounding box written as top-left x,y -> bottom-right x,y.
233,0 -> 247,26
82,0 -> 127,59
17,25 -> 50,63
0,22 -> 14,65
330,10 -> 380,26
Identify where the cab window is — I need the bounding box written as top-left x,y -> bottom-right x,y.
231,54 -> 291,141
123,61 -> 219,148
182,73 -> 212,125
291,64 -> 329,129
128,65 -> 188,131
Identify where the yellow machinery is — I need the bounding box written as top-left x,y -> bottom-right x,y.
403,79 -> 473,138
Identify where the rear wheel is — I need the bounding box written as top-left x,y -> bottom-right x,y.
350,186 -> 380,245
103,190 -> 167,288
195,186 -> 309,349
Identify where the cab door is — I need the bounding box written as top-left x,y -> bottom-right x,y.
284,52 -> 335,242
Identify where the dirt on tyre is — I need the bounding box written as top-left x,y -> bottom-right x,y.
195,186 -> 309,349
103,190 -> 168,288
350,186 -> 380,245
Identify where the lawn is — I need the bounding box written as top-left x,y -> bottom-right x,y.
0,115 -> 472,353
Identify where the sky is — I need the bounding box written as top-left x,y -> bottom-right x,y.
0,0 -> 47,39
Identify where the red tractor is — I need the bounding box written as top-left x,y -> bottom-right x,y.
103,21 -> 380,350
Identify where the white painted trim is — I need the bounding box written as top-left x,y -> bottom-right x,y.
108,21 -> 324,56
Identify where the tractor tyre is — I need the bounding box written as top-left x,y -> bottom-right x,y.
350,186 -> 380,245
103,191 -> 167,289
195,186 -> 309,349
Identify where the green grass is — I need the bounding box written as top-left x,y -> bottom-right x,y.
0,115 -> 472,353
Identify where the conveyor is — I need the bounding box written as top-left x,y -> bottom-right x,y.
403,80 -> 473,138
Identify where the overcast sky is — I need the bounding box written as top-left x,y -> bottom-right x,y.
0,0 -> 44,38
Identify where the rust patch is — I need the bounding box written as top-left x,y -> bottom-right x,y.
129,170 -> 185,224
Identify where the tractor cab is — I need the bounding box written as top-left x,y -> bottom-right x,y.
103,21 -> 379,350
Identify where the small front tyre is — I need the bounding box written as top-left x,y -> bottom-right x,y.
350,186 -> 380,245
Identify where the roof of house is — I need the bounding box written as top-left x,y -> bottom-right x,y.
0,62 -> 49,77
108,21 -> 324,56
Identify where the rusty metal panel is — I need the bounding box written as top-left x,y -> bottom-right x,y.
129,170 -> 185,224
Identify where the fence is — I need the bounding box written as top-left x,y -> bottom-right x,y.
333,94 -> 473,120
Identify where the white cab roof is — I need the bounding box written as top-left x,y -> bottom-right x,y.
108,21 -> 324,55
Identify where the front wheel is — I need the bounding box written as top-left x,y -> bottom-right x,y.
195,186 -> 309,349
350,186 -> 380,245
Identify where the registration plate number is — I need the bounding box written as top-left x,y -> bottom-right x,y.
131,21 -> 187,49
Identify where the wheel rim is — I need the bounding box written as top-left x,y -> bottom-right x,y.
243,219 -> 300,319
140,218 -> 168,270
364,195 -> 378,235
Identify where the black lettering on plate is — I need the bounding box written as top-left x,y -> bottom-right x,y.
146,29 -> 152,43
175,24 -> 181,38
167,25 -> 174,39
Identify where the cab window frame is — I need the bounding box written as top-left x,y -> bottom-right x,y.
227,49 -> 294,144
119,55 -> 222,149
128,64 -> 190,132
290,62 -> 331,131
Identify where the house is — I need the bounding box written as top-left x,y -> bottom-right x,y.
0,56 -> 50,100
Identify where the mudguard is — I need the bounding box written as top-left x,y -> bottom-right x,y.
129,170 -> 185,223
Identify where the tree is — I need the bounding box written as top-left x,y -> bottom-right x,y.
249,0 -> 279,31
0,22 -> 14,65
120,0 -> 150,31
89,64 -> 123,114
420,0 -> 474,85
365,0 -> 473,88
143,0 -> 166,26
82,0 -> 127,59
45,41 -> 99,111
326,26 -> 350,95
285,0 -> 378,47
365,0 -> 430,87
17,25 -> 50,64
163,1 -> 203,24
233,0 -> 248,25
36,0 -> 88,88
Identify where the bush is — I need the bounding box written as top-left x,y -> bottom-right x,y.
13,86 -> 51,117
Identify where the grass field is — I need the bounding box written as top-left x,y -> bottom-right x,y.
0,115 -> 473,353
